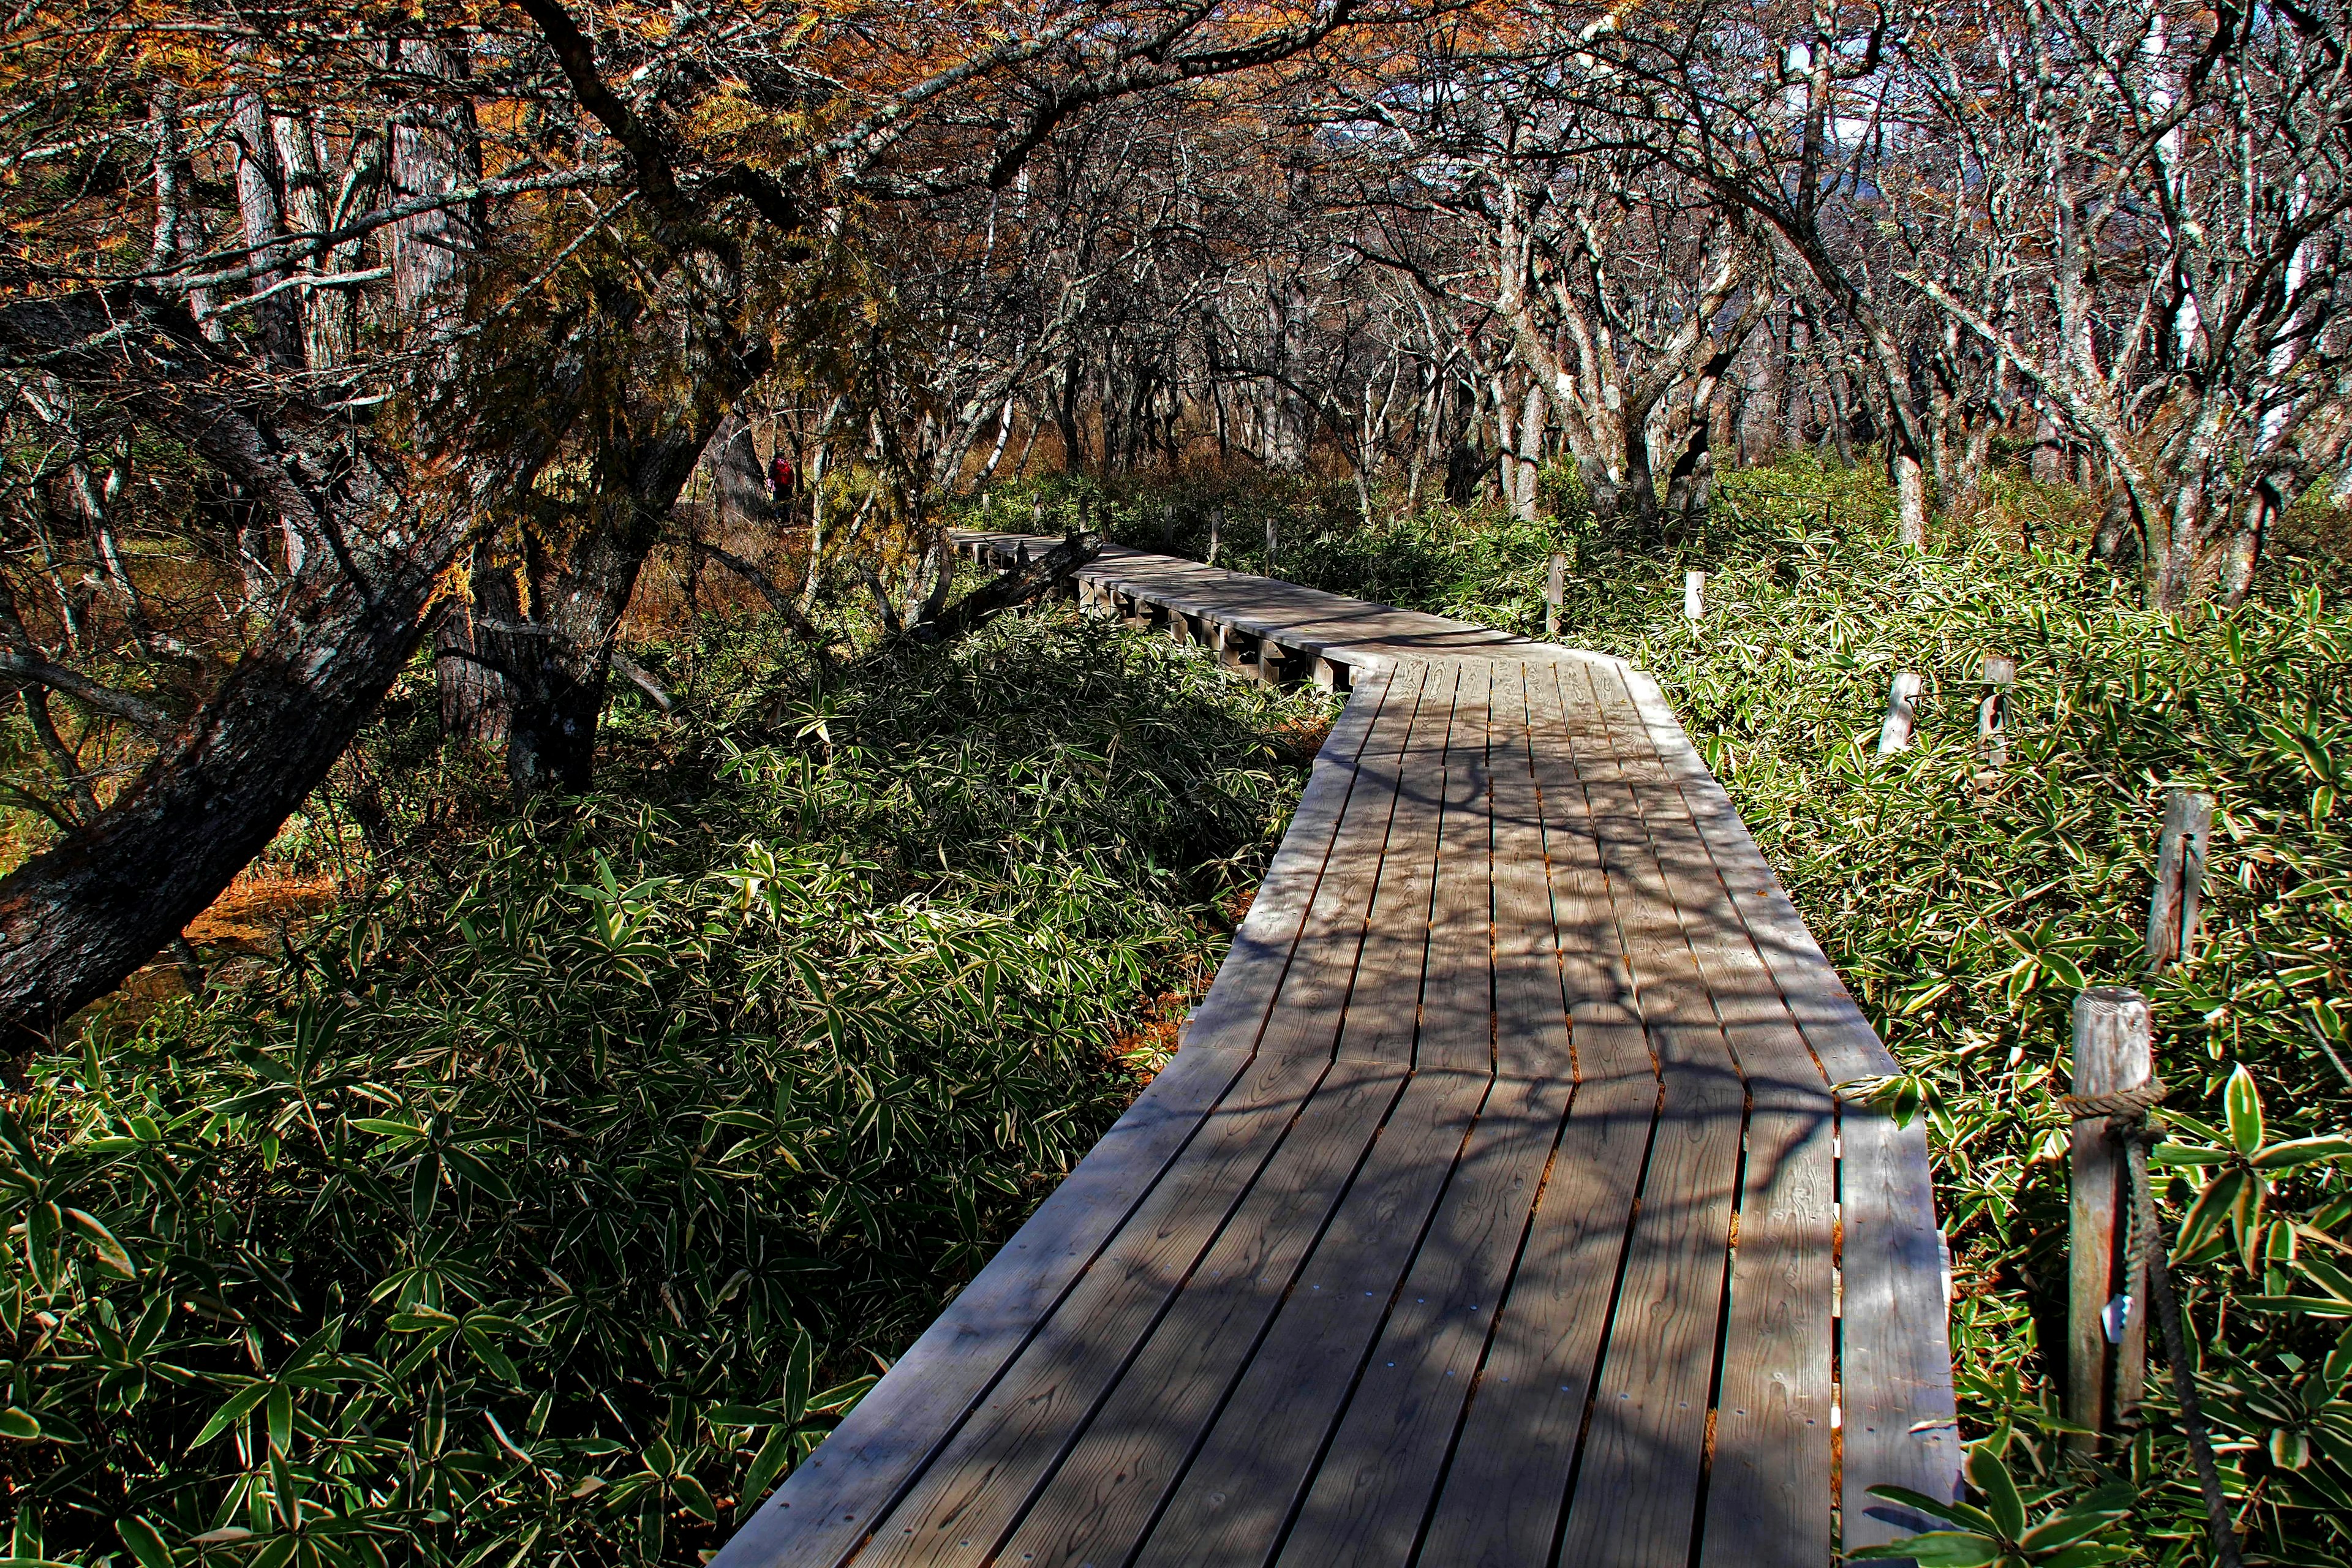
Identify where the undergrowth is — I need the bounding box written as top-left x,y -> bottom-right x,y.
0,608 -> 1333,1566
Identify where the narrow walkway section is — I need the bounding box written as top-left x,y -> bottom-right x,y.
713,537 -> 1959,1568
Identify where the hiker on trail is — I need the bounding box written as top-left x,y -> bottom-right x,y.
769,450 -> 796,511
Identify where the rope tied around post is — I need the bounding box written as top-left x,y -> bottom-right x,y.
2057,1071 -> 2245,1568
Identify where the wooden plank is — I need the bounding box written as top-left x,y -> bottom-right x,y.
1270,665 -> 1583,1568
985,1044 -> 1411,1568
1128,665 -> 1483,1568
841,669 -> 1441,1568
1613,665 -> 1961,1549
981,680 -> 1465,1568
1585,662 -> 1834,1567
1414,660 -> 1659,1568
1551,658 -> 1745,1568
711,668 -> 1410,1568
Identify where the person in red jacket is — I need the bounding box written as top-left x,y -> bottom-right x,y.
768,450 -> 796,508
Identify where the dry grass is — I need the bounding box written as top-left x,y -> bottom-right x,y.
183,865 -> 341,955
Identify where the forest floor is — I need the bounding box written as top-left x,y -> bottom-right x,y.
13,454 -> 2352,1566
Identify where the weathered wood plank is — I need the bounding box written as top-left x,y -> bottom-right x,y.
1586,662 -> 1834,1567
1614,664 -> 1961,1551
1415,659 -> 1660,1568
1268,665 -> 1517,1568
1264,665 -> 1586,1564
1551,658 -> 1745,1568
1126,666 -> 1476,1568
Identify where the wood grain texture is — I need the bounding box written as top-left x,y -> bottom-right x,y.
1121,666 -> 1468,1568
1590,664 -> 1833,1568
1551,658 -> 1744,1568
1616,664 -> 1961,1551
1415,660 -> 1660,1568
1268,665 -> 1512,1568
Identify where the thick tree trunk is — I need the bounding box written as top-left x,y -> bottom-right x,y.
230,83 -> 304,372
0,565 -> 440,1046
499,367 -> 759,791
435,544 -> 524,746
704,412 -> 771,532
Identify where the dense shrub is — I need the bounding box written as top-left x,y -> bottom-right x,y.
0,610 -> 1331,1567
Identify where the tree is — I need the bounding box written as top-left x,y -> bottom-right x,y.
0,0 -> 1454,1044
1896,0 -> 2352,606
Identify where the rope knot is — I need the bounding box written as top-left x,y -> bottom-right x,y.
2059,1076 -> 2169,1125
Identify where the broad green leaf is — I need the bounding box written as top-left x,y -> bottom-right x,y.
1861,1485 -> 1999,1536
2225,1065 -> 2264,1156
784,1328 -> 814,1424
704,1404 -> 785,1427
266,1384 -> 292,1455
1849,1532 -> 2001,1566
114,1517 -> 171,1568
0,1411 -> 37,1442
2150,1144 -> 2232,1167
66,1209 -> 137,1279
349,1120 -> 424,1140
1965,1445 -> 2027,1542
2175,1168 -> 2247,1259
672,1472 -> 718,1523
741,1426 -> 794,1506
190,1382 -> 271,1447
2252,1136 -> 2352,1171
461,1322 -> 520,1385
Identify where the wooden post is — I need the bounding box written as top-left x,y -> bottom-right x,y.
1264,514 -> 1278,569
2068,986 -> 2153,1452
2146,789 -> 2215,967
1208,506 -> 1223,566
1257,636 -> 1286,685
1683,569 -> 1705,624
1160,505 -> 1174,552
1978,655 -> 2016,769
1876,671 -> 1923,756
1545,551 -> 1566,639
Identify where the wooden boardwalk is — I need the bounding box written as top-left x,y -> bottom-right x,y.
712,537 -> 1959,1568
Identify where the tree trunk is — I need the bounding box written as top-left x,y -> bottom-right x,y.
2222,487 -> 2272,608
704,412 -> 771,533
1828,365 -> 1856,466
500,365 -> 761,792
435,544 -> 524,746
1513,382 -> 1544,519
0,557 -> 440,1047
1894,450 -> 1929,547
229,82 -> 304,372
2032,409 -> 2065,485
